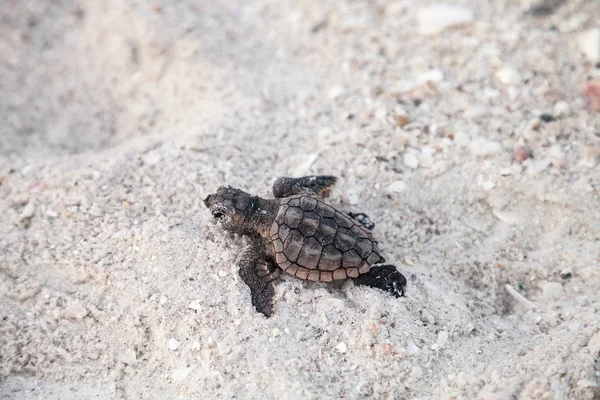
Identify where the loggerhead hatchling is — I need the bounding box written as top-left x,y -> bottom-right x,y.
203,175 -> 407,317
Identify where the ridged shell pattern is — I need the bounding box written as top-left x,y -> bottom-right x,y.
269,196 -> 384,282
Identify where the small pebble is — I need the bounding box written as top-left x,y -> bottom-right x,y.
539,113 -> 555,123
583,146 -> 600,163
419,153 -> 434,168
347,192 -> 360,205
543,282 -> 563,298
436,331 -> 449,349
553,101 -> 570,117
404,153 -> 419,169
463,105 -> 488,119
272,328 -> 281,338
191,341 -> 201,350
167,338 -> 181,350
512,146 -> 532,164
493,209 -> 521,225
328,86 -> 345,99
46,209 -> 58,218
496,67 -> 521,85
469,139 -> 502,157
371,86 -> 384,97
172,366 -> 194,382
188,300 -> 202,310
417,4 -> 474,35
583,81 -> 600,112
578,27 -> 600,60
122,349 -> 137,365
395,115 -> 410,127
335,342 -> 347,354
411,367 -> 424,379
527,159 -> 551,175
20,202 -> 35,220
406,340 -> 420,356
577,379 -> 597,388
387,181 -> 407,193
560,268 -> 573,279
482,181 -> 495,191
66,303 -> 89,320
142,152 -> 161,166
417,69 -> 444,84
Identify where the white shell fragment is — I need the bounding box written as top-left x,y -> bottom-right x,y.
418,4 -> 475,35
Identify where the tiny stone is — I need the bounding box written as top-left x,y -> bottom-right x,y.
436,331 -> 449,349
560,268 -> 573,279
395,115 -> 410,127
371,86 -> 384,97
417,69 -> 444,84
347,192 -> 360,205
543,282 -> 563,298
426,314 -> 435,325
335,342 -> 347,354
328,86 -> 345,99
272,328 -> 281,338
406,340 -> 420,356
512,146 -> 532,164
20,202 -> 35,220
188,300 -> 201,310
578,28 -> 600,60
404,153 -> 419,169
553,101 -> 570,117
493,210 -> 521,225
583,81 -> 600,112
496,67 -> 521,85
583,146 -> 600,162
191,341 -> 201,350
463,105 -> 488,119
539,113 -> 555,123
387,181 -> 407,193
66,302 -> 89,320
142,152 -> 161,166
122,349 -> 137,365
46,209 -> 58,218
527,159 -> 551,175
160,295 -> 167,305
469,139 -> 502,156
419,153 -> 434,168
577,379 -> 597,388
482,181 -> 495,191
417,4 -> 474,35
411,367 -> 424,379
167,338 -> 181,350
172,366 -> 194,382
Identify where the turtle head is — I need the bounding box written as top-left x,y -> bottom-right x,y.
203,186 -> 255,233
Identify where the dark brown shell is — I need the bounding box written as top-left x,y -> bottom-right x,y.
268,195 -> 384,282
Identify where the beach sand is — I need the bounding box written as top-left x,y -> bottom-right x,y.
1,0 -> 599,398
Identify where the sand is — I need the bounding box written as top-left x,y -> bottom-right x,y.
1,0 -> 600,399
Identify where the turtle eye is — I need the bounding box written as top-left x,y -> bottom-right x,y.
212,211 -> 224,220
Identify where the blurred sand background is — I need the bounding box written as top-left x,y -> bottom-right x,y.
1,0 -> 600,399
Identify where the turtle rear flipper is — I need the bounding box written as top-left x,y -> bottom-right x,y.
347,212 -> 375,230
353,264 -> 407,298
273,175 -> 337,199
238,244 -> 280,317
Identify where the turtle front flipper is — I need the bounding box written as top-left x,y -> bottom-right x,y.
238,244 -> 281,317
353,264 -> 407,298
272,175 -> 337,198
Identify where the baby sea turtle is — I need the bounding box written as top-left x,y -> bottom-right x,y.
203,175 -> 407,317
